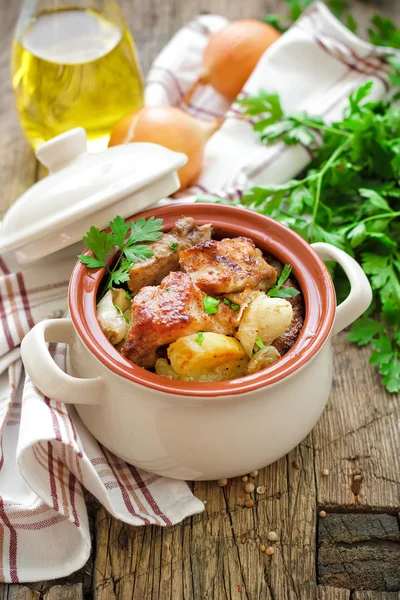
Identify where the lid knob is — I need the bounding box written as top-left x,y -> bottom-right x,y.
35,128 -> 88,173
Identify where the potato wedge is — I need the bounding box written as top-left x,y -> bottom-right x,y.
236,292 -> 293,357
155,358 -> 180,379
168,332 -> 249,382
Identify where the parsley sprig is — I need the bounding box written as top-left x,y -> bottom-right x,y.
198,77 -> 400,392
79,216 -> 163,295
267,264 -> 300,298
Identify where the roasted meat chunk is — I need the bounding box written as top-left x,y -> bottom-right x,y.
122,271 -> 211,368
179,237 -> 277,295
128,217 -> 212,294
272,279 -> 304,355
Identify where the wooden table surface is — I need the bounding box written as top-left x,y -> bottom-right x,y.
1,1 -> 400,599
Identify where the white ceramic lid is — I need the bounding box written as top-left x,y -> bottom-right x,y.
0,128 -> 187,265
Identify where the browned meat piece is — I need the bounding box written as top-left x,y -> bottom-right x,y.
122,271 -> 211,368
128,217 -> 212,294
179,237 -> 277,295
272,279 -> 304,355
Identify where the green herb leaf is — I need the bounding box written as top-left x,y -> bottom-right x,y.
110,216 -> 130,249
77,255 -> 106,269
109,261 -> 131,288
169,241 -> 179,252
124,245 -> 154,264
255,337 -> 265,349
196,332 -> 204,345
128,216 -> 164,244
223,298 -> 241,311
347,317 -> 385,346
82,226 -> 115,265
114,304 -> 130,324
268,287 -> 301,298
267,264 -> 298,298
203,296 -> 220,315
125,291 -> 132,301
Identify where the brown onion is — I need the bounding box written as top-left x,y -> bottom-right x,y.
109,106 -> 221,189
184,20 -> 281,103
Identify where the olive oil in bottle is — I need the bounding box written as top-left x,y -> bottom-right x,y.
12,6 -> 144,151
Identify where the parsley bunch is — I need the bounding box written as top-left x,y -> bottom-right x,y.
79,216 -> 163,294
199,80 -> 400,392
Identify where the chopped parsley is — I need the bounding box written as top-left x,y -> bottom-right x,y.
168,241 -> 178,252
114,304 -> 130,324
223,298 -> 240,311
203,295 -> 220,314
267,264 -> 300,298
196,332 -> 204,345
255,337 -> 265,350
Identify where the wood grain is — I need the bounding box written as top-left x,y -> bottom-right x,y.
1,0 -> 400,599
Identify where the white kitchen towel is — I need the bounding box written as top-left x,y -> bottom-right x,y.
0,2 -> 396,583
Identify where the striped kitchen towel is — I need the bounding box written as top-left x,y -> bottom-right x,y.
0,1 -> 396,583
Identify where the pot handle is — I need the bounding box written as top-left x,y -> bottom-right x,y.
21,318 -> 103,405
311,243 -> 372,335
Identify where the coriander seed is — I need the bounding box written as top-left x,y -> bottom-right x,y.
266,546 -> 275,556
267,531 -> 278,542
245,499 -> 255,508
319,510 -> 327,518
321,468 -> 329,476
244,482 -> 255,493
217,478 -> 228,487
260,544 -> 266,553
249,470 -> 259,477
242,475 -> 248,482
257,485 -> 266,495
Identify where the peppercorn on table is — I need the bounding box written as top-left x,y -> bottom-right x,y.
1,1 -> 400,599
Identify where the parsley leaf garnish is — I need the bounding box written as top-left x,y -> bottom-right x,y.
79,216 -> 163,298
267,264 -> 300,298
196,332 -> 204,345
204,296 -> 220,315
223,298 -> 240,311
169,241 -> 178,252
114,304 -> 130,324
255,337 -> 265,350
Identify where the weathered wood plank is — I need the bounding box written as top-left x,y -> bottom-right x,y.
317,587 -> 351,600
318,513 -> 400,591
352,593 -> 400,600
42,585 -> 83,600
314,337 -> 400,511
0,586 -> 40,600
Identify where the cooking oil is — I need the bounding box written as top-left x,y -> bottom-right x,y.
12,7 -> 144,151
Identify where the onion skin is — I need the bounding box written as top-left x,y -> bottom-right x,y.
185,20 -> 281,103
109,106 -> 221,189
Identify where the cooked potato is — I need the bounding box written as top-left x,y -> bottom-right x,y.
168,332 -> 249,382
155,358 -> 180,379
97,290 -> 128,345
246,346 -> 280,375
236,292 -> 293,357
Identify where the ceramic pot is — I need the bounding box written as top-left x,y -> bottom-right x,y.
21,203 -> 372,480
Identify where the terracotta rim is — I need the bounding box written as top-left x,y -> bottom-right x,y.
69,203 -> 336,397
